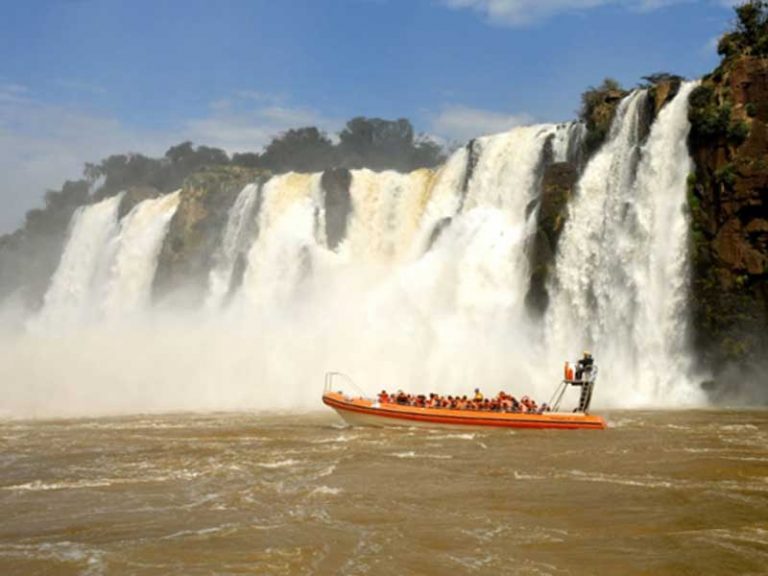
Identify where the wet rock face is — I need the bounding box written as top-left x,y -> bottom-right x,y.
526,162 -> 579,315
582,88 -> 628,158
688,56 -> 768,389
152,166 -> 266,305
321,168 -> 352,251
118,186 -> 161,220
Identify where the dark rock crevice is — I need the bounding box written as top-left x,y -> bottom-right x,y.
321,168 -> 353,251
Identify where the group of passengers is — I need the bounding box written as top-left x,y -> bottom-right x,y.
377,388 -> 550,414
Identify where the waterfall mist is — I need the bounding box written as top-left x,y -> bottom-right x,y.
0,99 -> 709,418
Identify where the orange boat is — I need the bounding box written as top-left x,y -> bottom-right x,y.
322,369 -> 607,431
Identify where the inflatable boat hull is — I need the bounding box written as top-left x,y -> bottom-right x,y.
322,392 -> 606,430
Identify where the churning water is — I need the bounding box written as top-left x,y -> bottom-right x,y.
1,410 -> 767,575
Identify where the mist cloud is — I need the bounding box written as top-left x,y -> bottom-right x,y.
441,0 -> 697,26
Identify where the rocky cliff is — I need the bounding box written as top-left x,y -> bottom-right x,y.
153,166 -> 267,305
688,55 -> 768,398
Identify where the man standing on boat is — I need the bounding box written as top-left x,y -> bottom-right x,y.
575,351 -> 594,381
572,352 -> 597,412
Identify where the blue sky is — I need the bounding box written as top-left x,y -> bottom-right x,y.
0,0 -> 739,232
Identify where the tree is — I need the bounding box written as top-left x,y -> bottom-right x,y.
258,127 -> 335,173
717,1 -> 768,58
578,78 -> 625,123
337,117 -> 444,171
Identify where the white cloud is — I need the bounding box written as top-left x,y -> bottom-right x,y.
0,86 -> 338,233
0,84 -> 164,233
441,0 -> 692,26
182,101 -> 338,153
431,104 -> 533,142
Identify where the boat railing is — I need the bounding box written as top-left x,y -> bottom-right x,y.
549,367 -> 598,413
324,372 -> 370,399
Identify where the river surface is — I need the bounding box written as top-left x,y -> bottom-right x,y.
1,410 -> 767,575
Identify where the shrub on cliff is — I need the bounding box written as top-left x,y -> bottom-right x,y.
717,1 -> 768,58
688,84 -> 750,146
578,78 -> 627,156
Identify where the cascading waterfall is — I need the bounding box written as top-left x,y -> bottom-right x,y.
344,169 -> 435,263
33,193 -> 124,329
347,125 -> 559,396
3,98 -> 708,418
551,122 -> 586,165
32,190 -> 181,330
462,125 -> 554,213
206,183 -> 261,309
409,146 -> 468,256
547,84 -> 704,406
101,191 -> 181,319
457,124 -> 558,324
239,173 -> 324,310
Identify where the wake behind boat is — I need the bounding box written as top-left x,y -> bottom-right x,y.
322,354 -> 607,430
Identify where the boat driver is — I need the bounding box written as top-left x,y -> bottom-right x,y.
575,351 -> 594,381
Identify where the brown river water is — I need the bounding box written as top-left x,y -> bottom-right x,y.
1,410 -> 767,575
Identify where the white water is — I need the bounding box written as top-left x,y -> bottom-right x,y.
240,173 -> 324,311
1,107 -> 706,418
552,122 -> 586,164
344,169 -> 434,263
34,193 -> 124,329
547,84 -> 704,406
102,191 -> 181,319
206,183 -> 260,309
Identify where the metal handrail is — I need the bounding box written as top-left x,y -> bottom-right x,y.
548,364 -> 599,413
548,380 -> 569,412
324,371 -> 370,399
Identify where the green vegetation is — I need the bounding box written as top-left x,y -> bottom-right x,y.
688,84 -> 750,145
688,85 -> 730,138
0,116 -> 445,306
578,78 -> 628,156
715,163 -> 737,188
728,118 -> 750,145
717,1 -> 768,58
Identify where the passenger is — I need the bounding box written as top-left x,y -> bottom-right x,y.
378,390 -> 390,404
473,388 -> 484,402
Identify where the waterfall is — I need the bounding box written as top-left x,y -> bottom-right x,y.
551,122 -> 586,165
344,169 -> 435,263
462,125 -> 553,213
7,96 -> 711,417
34,193 -> 124,329
101,191 -> 181,319
410,146 -> 469,256
547,84 -> 704,406
239,173 -> 324,310
206,183 -> 261,309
